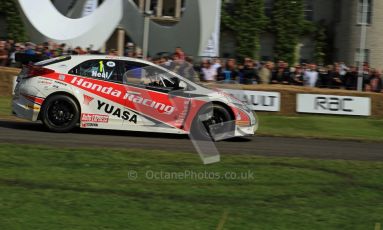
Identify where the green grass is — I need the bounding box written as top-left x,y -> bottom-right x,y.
0,144 -> 382,229
257,114 -> 383,142
0,97 -> 11,117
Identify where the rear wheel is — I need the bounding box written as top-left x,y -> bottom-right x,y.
41,94 -> 80,133
191,104 -> 234,141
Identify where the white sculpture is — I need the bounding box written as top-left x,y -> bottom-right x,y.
17,0 -> 123,49
16,0 -> 221,57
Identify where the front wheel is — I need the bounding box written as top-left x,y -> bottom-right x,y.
41,94 -> 80,133
191,104 -> 234,141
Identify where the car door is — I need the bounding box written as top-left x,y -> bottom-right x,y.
68,59 -> 126,129
120,61 -> 192,131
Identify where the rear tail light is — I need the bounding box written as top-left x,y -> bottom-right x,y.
24,65 -> 54,78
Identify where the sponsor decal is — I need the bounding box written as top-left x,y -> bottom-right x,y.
97,100 -> 137,123
59,75 -> 66,81
90,60 -> 115,79
91,70 -> 113,79
81,113 -> 109,123
70,77 -> 176,115
71,77 -> 122,97
106,61 -> 116,67
124,92 -> 175,115
54,81 -> 67,86
174,100 -> 190,126
37,80 -> 53,85
105,56 -> 119,60
83,94 -> 94,106
81,123 -> 99,128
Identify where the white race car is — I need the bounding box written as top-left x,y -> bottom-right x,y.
12,55 -> 257,140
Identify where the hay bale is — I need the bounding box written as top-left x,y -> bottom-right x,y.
0,67 -> 20,97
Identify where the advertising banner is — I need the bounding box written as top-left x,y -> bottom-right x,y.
297,94 -> 371,116
222,89 -> 281,112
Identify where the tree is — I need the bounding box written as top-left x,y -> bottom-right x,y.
0,0 -> 27,41
221,0 -> 267,60
313,21 -> 334,65
271,0 -> 311,64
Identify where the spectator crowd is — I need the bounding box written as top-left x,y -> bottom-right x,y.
196,58 -> 383,93
0,39 -> 382,93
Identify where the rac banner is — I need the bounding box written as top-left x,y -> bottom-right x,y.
221,89 -> 280,112
297,94 -> 371,116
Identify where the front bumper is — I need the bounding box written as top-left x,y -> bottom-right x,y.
234,110 -> 258,137
235,124 -> 257,137
209,112 -> 257,141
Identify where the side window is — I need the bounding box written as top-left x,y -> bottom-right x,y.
121,61 -> 148,85
69,60 -> 121,83
122,62 -> 188,91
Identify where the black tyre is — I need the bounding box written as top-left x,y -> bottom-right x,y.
191,104 -> 234,141
41,94 -> 80,133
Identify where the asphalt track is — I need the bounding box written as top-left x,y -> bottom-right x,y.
0,119 -> 382,161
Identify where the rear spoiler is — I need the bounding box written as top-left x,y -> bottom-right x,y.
15,53 -> 45,65
15,53 -> 71,66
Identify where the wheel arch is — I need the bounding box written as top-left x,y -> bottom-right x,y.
38,91 -> 82,121
211,101 -> 235,120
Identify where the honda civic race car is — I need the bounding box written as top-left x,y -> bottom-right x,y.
12,55 -> 257,141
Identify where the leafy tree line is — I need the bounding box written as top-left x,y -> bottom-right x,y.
221,0 -> 267,60
0,0 -> 27,41
222,0 -> 329,65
